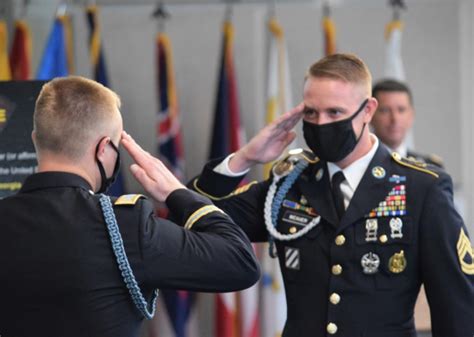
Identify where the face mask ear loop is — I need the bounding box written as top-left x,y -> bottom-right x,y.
349,98 -> 369,121
352,98 -> 369,143
95,137 -> 108,193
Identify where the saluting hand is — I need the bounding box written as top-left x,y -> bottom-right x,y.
229,103 -> 304,172
121,131 -> 185,203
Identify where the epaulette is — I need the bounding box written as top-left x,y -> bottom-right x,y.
272,148 -> 319,177
391,152 -> 439,178
114,194 -> 146,206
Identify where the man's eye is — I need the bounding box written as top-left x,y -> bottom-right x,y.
304,109 -> 316,116
328,109 -> 342,116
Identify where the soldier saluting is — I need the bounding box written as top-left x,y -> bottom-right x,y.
191,53 -> 474,337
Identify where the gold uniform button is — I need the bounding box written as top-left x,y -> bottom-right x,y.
289,226 -> 297,234
327,322 -> 338,334
329,293 -> 341,305
379,234 -> 388,243
335,235 -> 346,246
332,264 -> 342,275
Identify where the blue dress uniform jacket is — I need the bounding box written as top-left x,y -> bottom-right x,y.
192,144 -> 474,337
0,172 -> 260,337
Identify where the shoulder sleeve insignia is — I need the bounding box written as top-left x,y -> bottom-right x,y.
114,194 -> 146,206
391,152 -> 439,178
457,228 -> 474,275
272,148 -> 319,177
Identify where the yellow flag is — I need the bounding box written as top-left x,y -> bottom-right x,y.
0,21 -> 12,80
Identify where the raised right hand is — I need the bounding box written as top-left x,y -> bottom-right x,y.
120,131 -> 185,203
229,102 -> 304,172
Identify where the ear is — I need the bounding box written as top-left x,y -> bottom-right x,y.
95,137 -> 110,162
31,130 -> 36,145
363,97 -> 378,123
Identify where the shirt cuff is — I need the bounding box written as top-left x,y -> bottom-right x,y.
213,153 -> 250,177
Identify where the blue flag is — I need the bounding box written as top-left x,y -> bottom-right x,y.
36,17 -> 68,80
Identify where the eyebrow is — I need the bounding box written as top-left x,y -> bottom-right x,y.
303,105 -> 348,113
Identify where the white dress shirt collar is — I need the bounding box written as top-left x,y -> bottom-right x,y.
327,134 -> 379,192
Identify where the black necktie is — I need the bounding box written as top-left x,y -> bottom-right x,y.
331,171 -> 346,220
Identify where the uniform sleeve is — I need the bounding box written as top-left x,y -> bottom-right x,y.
419,172 -> 474,337
189,157 -> 270,242
139,188 -> 260,292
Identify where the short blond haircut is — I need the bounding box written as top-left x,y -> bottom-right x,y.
34,76 -> 121,159
306,53 -> 372,97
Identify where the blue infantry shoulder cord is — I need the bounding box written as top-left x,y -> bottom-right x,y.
267,160 -> 310,258
99,194 -> 158,319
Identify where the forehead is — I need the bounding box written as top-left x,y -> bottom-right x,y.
375,91 -> 411,105
303,77 -> 364,108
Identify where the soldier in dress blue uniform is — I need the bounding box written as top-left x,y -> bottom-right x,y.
0,76 -> 260,337
191,54 -> 474,337
371,79 -> 443,168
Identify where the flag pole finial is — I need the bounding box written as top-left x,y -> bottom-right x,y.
268,0 -> 277,19
389,0 -> 406,21
152,2 -> 170,32
323,1 -> 331,18
56,1 -> 68,17
20,0 -> 30,19
223,0 -> 241,22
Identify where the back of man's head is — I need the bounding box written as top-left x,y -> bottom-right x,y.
306,53 -> 372,98
372,79 -> 413,104
34,76 -> 121,161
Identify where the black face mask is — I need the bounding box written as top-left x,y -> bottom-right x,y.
96,138 -> 121,193
303,98 -> 369,162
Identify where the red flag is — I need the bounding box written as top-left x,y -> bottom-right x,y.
9,20 -> 32,80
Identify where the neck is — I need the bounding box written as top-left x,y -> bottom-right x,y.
37,154 -> 97,191
335,131 -> 375,169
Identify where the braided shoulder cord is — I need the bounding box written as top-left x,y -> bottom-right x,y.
264,160 -> 321,257
99,194 -> 158,319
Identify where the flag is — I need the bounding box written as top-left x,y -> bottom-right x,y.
154,32 -> 191,337
261,16 -> 290,337
261,247 -> 287,337
209,20 -> 244,160
322,12 -> 336,56
156,32 -> 185,181
0,20 -> 11,80
263,17 -> 293,178
36,14 -> 74,79
86,5 -> 125,197
10,19 -> 32,80
384,19 -> 405,80
384,15 -> 412,148
210,19 -> 253,337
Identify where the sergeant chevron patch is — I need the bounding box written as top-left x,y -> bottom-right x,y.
285,247 -> 300,270
457,228 -> 474,275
